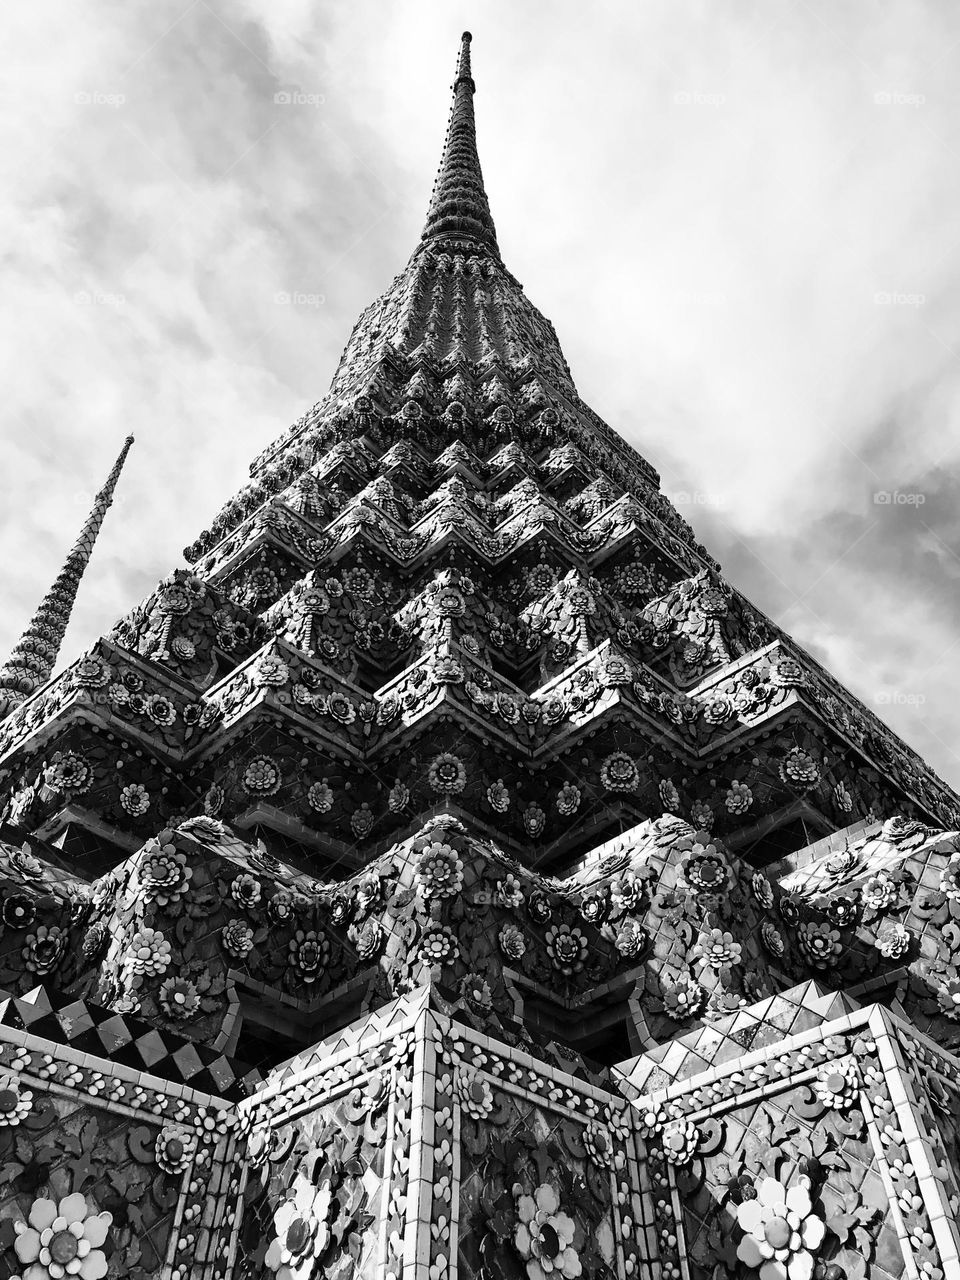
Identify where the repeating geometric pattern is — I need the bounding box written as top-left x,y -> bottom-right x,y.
0,30 -> 959,1280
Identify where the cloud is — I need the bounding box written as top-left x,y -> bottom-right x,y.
2,0 -> 959,788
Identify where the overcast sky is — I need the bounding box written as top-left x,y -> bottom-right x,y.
3,0 -> 960,790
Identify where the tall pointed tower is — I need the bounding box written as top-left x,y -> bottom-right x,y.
2,35 -> 960,1280
0,434 -> 133,717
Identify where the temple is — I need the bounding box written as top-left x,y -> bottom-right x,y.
1,32 -> 959,1280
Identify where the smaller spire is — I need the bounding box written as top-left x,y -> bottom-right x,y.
0,435 -> 134,717
421,32 -> 500,255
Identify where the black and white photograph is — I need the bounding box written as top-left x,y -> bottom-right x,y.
1,5 -> 959,1279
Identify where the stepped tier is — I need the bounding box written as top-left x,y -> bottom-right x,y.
1,31 -> 960,1280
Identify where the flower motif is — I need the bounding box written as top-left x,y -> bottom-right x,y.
222,918 -> 255,958
307,779 -> 334,813
545,923 -> 588,976
147,694 -> 177,726
126,926 -> 171,976
600,654 -> 632,686
354,872 -> 381,912
725,781 -> 753,814
3,892 -> 37,929
939,855 -> 960,901
155,1124 -> 197,1174
456,1066 -> 494,1119
579,891 -> 608,925
267,891 -> 296,925
330,895 -> 351,925
582,1122 -> 616,1168
326,692 -> 355,724
352,917 -> 382,960
158,976 -> 200,1019
486,779 -> 511,813
798,921 -> 842,968
253,653 -> 289,687
876,923 -> 911,959
139,843 -> 192,906
496,874 -> 524,908
771,657 -> 804,687
609,871 -> 645,915
514,1183 -> 582,1280
752,873 -> 774,908
779,894 -> 801,926
14,1192 -> 112,1280
45,752 -> 93,795
703,695 -> 734,725
779,747 -> 820,790
633,1097 -> 669,1138
681,845 -> 729,895
523,803 -> 546,837
659,779 -> 680,810
689,799 -> 715,830
555,783 -> 581,816
527,890 -> 553,924
662,1118 -> 699,1166
428,752 -> 467,794
736,1175 -> 825,1280
344,566 -> 374,597
107,681 -> 129,706
0,1074 -> 32,1126
23,925 -> 67,975
694,928 -> 742,971
119,783 -> 150,816
825,895 -> 859,929
264,1170 -> 334,1280
600,751 -> 640,792
203,783 -> 224,815
761,922 -> 785,957
834,781 -> 853,813
615,918 -> 648,958
460,972 -> 493,1012
289,929 -> 329,982
350,804 -> 374,837
232,874 -> 262,909
861,872 -> 897,912
387,780 -> 409,811
416,843 -> 464,899
243,756 -> 281,795
82,923 -> 108,960
74,656 -> 110,688
814,1057 -> 860,1111
937,979 -> 960,1019
499,923 -> 526,960
663,974 -> 707,1020
419,924 -> 459,965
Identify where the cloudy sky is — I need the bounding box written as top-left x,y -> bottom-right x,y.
3,0 -> 960,788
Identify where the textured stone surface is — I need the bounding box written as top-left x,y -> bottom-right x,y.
0,30 -> 958,1280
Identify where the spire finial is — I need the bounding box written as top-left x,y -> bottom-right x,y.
0,435 -> 134,717
420,32 -> 499,255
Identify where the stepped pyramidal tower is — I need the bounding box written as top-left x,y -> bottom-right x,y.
3,32 -> 960,1280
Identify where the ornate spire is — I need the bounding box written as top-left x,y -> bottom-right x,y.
420,32 -> 500,255
0,435 -> 134,716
